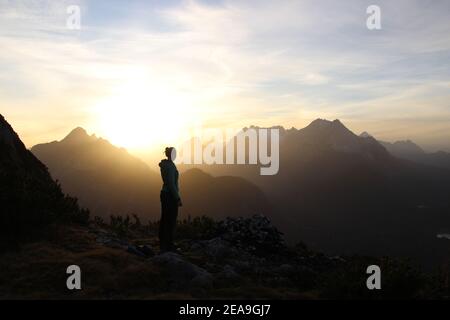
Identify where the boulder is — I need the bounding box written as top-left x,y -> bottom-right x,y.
152,252 -> 213,289
190,237 -> 235,260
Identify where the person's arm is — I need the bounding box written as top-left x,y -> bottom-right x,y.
167,167 -> 180,201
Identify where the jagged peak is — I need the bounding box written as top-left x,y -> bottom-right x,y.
309,118 -> 332,126
392,140 -> 425,154
360,131 -> 372,138
392,139 -> 417,146
67,126 -> 88,136
62,127 -> 94,143
306,118 -> 352,133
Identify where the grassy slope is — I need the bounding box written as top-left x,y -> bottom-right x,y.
1,216 -> 448,300
0,224 -> 314,300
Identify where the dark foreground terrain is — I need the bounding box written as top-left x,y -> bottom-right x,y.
1,215 -> 449,300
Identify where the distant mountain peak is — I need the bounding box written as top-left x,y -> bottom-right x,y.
305,118 -> 352,135
309,118 -> 344,126
394,139 -> 416,146
309,118 -> 333,127
67,126 -> 88,137
360,131 -> 372,138
381,139 -> 425,156
62,127 -> 93,144
296,118 -> 391,159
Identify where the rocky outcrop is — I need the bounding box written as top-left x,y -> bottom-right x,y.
152,252 -> 213,290
216,214 -> 285,255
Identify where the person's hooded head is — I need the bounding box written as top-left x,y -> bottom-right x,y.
164,147 -> 176,161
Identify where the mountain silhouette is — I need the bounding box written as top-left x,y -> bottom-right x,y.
380,139 -> 425,157
288,119 -> 391,161
180,119 -> 450,267
0,114 -> 88,249
360,133 -> 450,171
32,128 -> 271,221
32,127 -> 161,219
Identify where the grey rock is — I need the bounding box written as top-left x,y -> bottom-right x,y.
153,252 -> 213,289
127,245 -> 146,257
220,265 -> 240,280
190,237 -> 234,260
190,273 -> 214,289
137,245 -> 155,257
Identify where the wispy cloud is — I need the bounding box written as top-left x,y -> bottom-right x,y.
1,0 -> 449,150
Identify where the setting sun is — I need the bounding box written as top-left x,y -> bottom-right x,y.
92,79 -> 195,151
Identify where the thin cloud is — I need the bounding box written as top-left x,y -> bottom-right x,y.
0,0 -> 449,151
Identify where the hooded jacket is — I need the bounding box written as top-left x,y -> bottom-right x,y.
159,159 -> 180,200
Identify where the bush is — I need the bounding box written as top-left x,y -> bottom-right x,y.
0,171 -> 89,251
109,214 -> 143,237
176,215 -> 219,240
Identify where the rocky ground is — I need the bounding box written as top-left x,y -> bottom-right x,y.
0,215 -> 448,299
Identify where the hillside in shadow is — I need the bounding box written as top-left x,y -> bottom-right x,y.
31,127 -> 271,222
0,115 -> 89,251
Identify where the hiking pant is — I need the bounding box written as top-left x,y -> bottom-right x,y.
159,191 -> 179,252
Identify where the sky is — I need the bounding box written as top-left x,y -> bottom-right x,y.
1,0 -> 449,153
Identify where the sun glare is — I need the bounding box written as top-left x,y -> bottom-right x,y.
92,80 -> 195,152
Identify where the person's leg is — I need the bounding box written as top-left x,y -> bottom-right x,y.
166,199 -> 179,250
159,192 -> 169,252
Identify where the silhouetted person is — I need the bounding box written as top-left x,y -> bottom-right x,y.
158,147 -> 182,253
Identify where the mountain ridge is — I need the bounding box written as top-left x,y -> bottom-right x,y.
31,127 -> 271,221
360,131 -> 450,170
178,118 -> 450,267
